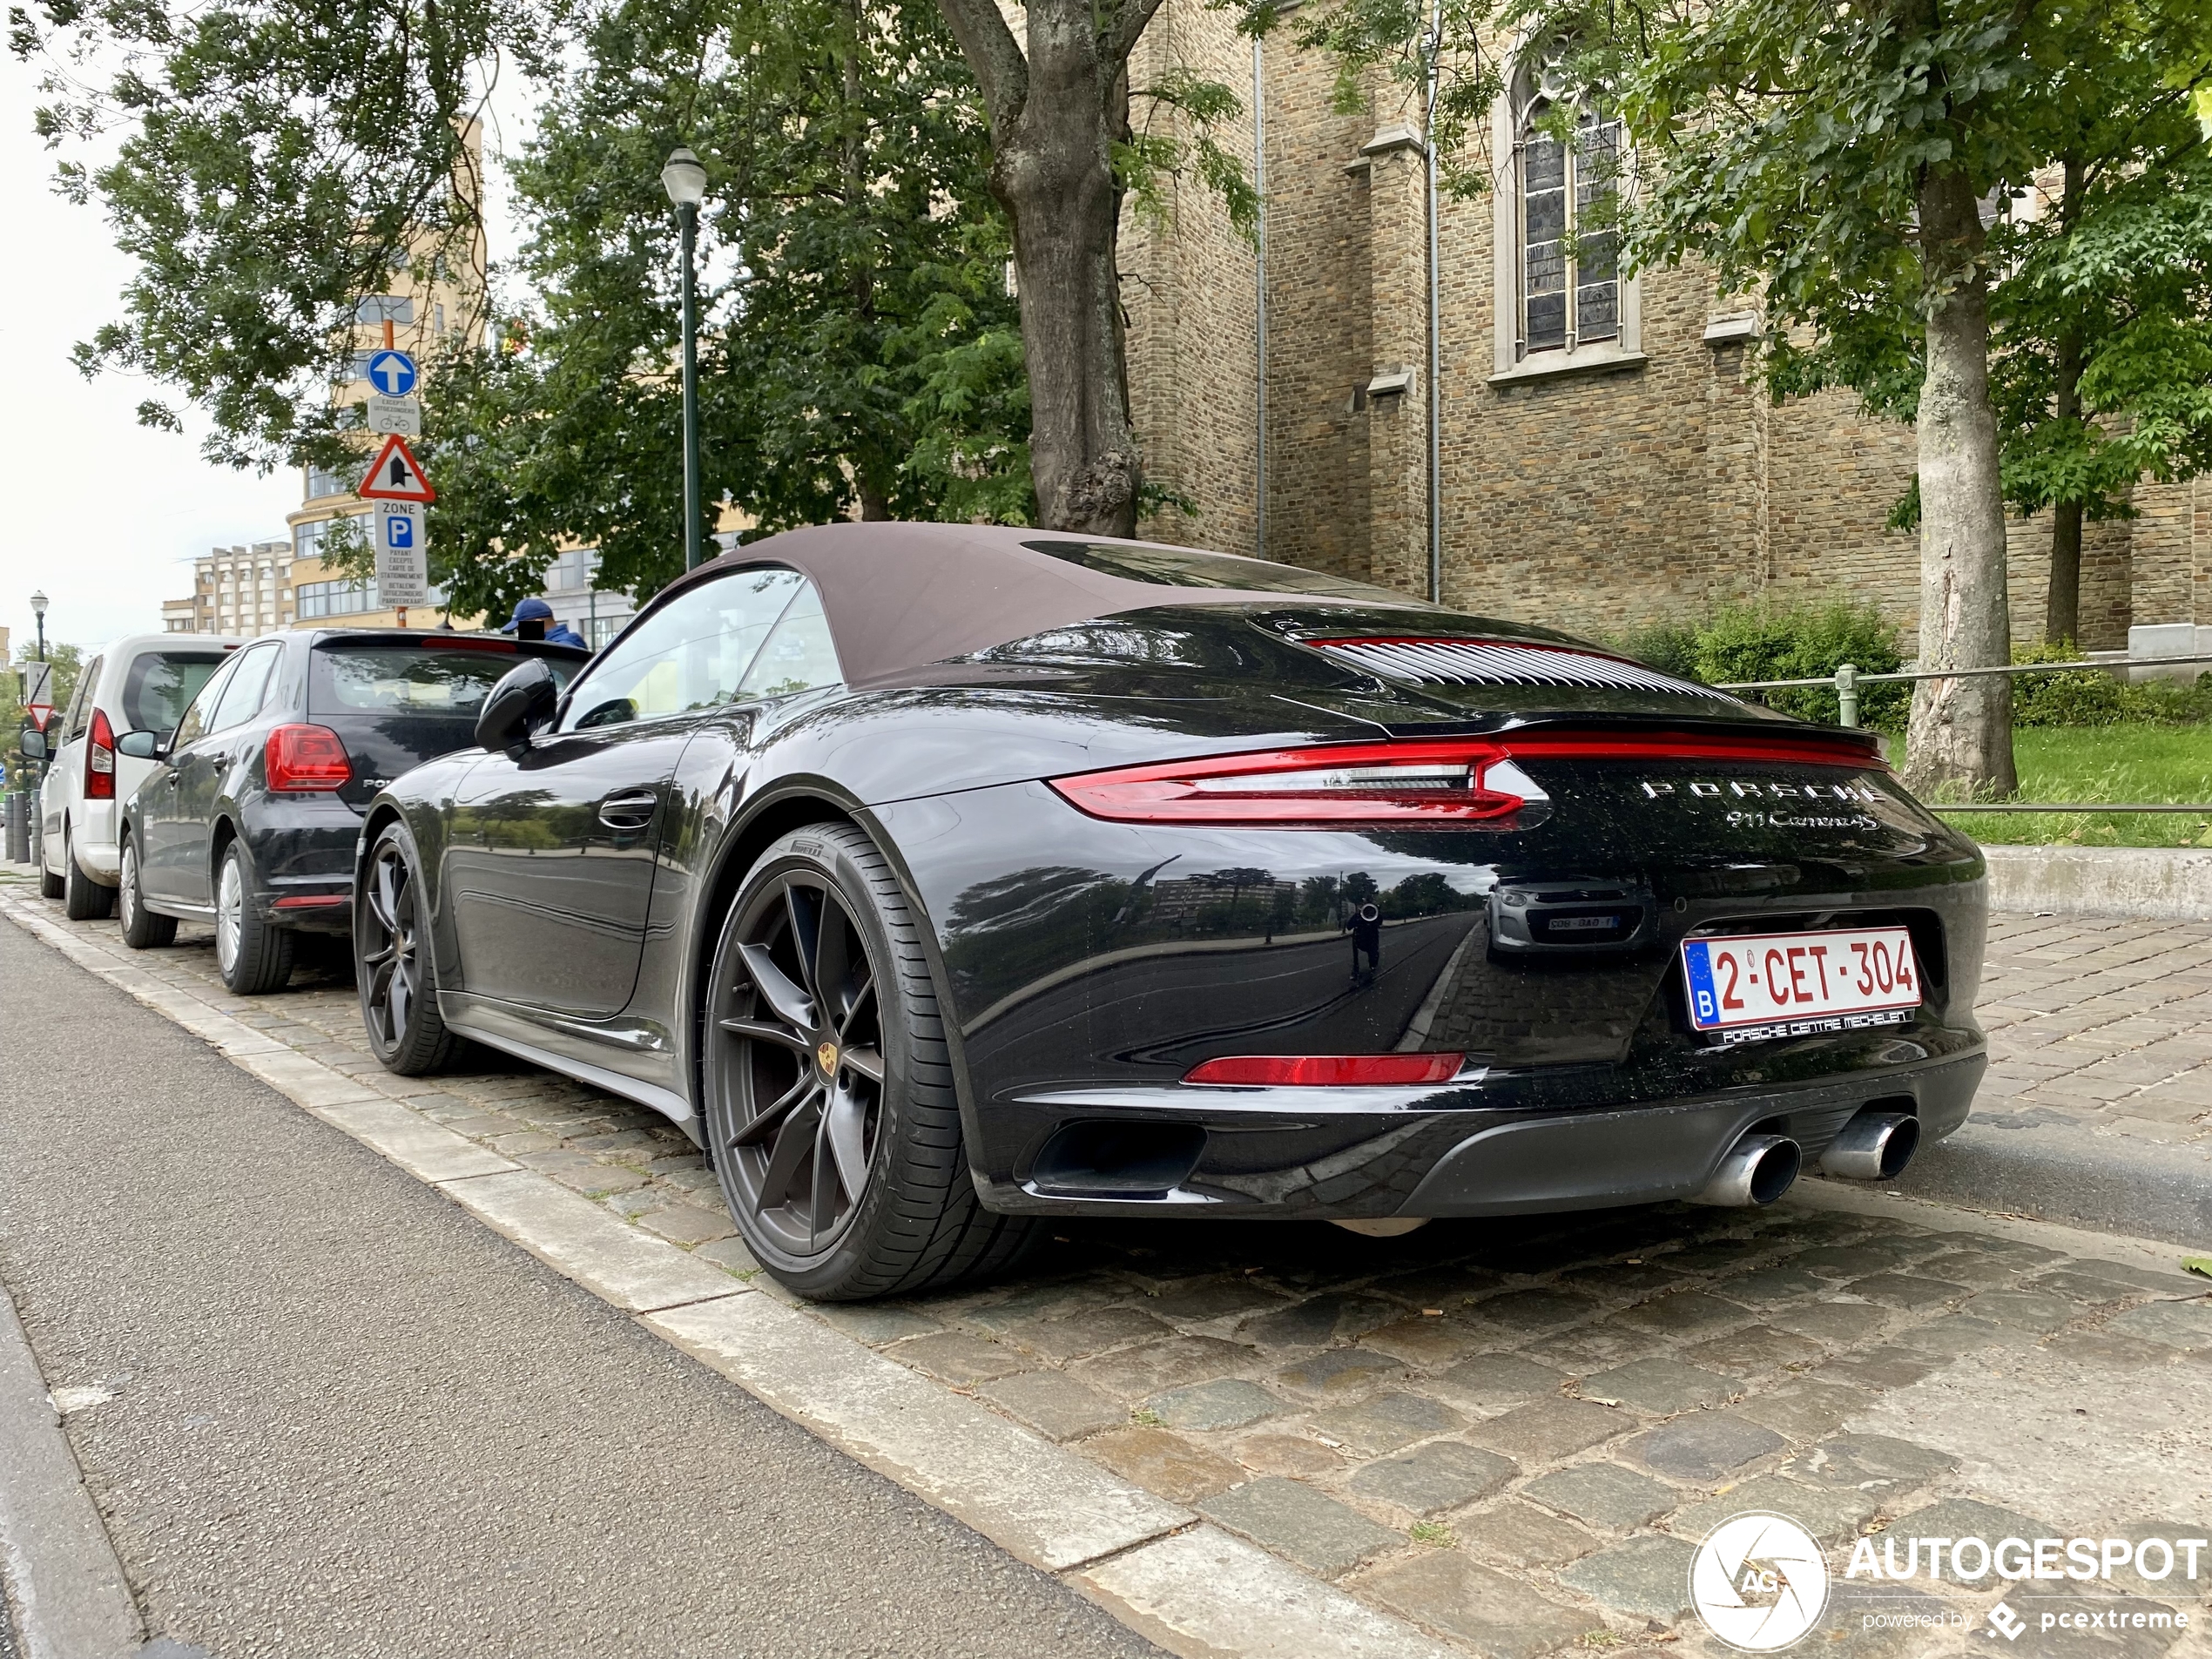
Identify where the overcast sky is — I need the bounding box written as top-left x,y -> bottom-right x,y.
0,53 -> 535,662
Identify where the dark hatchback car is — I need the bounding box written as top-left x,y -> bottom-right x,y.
118,629 -> 588,993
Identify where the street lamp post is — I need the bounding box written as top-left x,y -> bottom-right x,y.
29,590 -> 47,661
661,146 -> 709,573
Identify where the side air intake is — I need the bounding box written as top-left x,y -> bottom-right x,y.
1304,637 -> 1738,701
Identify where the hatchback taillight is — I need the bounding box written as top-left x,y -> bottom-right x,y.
1184,1053 -> 1466,1086
265,725 -> 352,792
1048,740 -> 1547,826
86,708 -> 116,799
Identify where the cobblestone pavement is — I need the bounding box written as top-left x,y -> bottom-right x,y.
10,887 -> 2212,1659
1978,913 -> 2212,1146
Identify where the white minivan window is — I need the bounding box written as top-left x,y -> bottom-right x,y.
121,649 -> 229,735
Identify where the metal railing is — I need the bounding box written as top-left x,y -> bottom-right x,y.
1714,653 -> 2212,816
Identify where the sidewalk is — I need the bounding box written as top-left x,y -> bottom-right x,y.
6,879 -> 2210,1659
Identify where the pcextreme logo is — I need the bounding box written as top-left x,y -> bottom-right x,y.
1690,1513 -> 1831,1652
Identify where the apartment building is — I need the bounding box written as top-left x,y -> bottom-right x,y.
162,542 -> 296,636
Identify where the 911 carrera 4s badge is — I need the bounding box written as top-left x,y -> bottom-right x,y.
1682,925 -> 1921,1045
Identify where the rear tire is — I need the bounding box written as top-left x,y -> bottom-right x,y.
356,821 -> 461,1075
704,823 -> 1036,1301
62,829 -> 115,921
117,835 -> 176,949
215,841 -> 293,995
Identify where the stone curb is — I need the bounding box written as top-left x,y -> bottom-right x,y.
1876,1121 -> 2212,1249
1982,844 -> 2212,921
0,894 -> 1457,1659
0,1277 -> 145,1659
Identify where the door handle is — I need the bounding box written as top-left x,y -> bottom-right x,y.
598,790 -> 660,830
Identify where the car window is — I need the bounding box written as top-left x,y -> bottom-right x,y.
737,582 -> 841,700
172,654 -> 240,748
65,657 -> 105,740
311,644 -> 582,717
209,644 -> 280,732
120,650 -> 226,735
561,567 -> 809,732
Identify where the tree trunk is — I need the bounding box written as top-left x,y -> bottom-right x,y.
2047,496 -> 2081,647
1904,162 -> 2018,799
934,0 -> 1146,536
2044,156 -> 2086,648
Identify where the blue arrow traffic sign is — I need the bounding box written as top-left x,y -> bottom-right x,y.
366,348 -> 418,397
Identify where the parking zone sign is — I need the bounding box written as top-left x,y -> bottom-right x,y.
374,502 -> 429,605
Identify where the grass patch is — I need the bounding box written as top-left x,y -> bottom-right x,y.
1409,1521 -> 1456,1548
1889,726 -> 2212,847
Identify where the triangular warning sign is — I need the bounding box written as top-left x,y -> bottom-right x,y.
357,434 -> 436,503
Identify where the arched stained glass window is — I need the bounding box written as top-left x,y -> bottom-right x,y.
1514,60 -> 1623,361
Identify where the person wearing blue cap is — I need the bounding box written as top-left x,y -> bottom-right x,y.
503,596 -> 588,649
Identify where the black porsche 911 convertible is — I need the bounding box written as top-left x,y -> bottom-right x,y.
353,523 -> 1986,1299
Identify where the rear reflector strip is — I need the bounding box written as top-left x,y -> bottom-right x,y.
272,894 -> 349,909
1307,637 -> 1737,701
1184,1053 -> 1466,1087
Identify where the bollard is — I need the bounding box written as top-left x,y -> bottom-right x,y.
1834,662 -> 1859,729
3,792 -> 19,863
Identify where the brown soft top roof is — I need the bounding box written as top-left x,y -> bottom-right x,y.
652,521 -> 1437,687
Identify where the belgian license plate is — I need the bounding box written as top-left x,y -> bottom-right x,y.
1682,925 -> 1920,1044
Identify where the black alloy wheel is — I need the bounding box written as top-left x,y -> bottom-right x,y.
705,825 -> 1035,1300
356,822 -> 460,1074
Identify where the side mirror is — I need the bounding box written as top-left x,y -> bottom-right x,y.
18,728 -> 48,760
476,658 -> 560,755
116,729 -> 166,760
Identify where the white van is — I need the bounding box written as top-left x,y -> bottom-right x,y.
35,633 -> 245,917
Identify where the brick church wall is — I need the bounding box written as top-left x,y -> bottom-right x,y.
1122,0 -> 2202,646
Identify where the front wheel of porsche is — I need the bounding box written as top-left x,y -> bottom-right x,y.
356,822 -> 461,1075
705,824 -> 1035,1301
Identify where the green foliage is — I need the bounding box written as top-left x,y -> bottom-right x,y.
1929,725 -> 2212,846
2009,639 -> 2212,728
1617,601 -> 1908,732
419,0 -> 1033,622
1119,66 -> 1260,238
14,0 -> 546,473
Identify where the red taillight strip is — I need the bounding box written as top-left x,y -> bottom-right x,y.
1501,729 -> 1886,770
1048,739 -> 1527,824
1184,1053 -> 1465,1087
1048,728 -> 1883,826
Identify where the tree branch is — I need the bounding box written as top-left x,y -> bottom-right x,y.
932,0 -> 1028,132
1107,0 -> 1170,75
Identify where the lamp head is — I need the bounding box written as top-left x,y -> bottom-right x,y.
661,146 -> 708,209
29,590 -> 47,619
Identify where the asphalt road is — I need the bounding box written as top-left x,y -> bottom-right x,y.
0,918 -> 1163,1659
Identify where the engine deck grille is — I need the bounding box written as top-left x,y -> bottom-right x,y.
1306,637 -> 1737,701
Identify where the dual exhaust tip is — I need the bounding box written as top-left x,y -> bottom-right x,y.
1692,1109 -> 1920,1207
